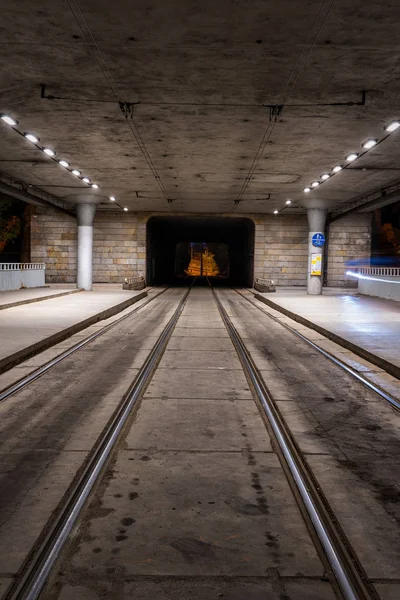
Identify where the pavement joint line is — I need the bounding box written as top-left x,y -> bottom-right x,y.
0,288 -> 83,311
0,290 -> 148,375
253,292 -> 400,381
123,448 -> 276,453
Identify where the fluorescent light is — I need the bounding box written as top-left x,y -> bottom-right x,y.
311,181 -> 320,188
59,160 -> 70,168
82,177 -> 90,184
43,148 -> 55,157
91,183 -> 99,189
345,153 -> 358,162
332,165 -> 342,173
362,139 -> 377,149
385,121 -> 400,133
321,173 -> 330,180
72,169 -> 81,176
25,133 -> 39,143
123,207 -> 128,211
1,115 -> 18,126
109,196 -> 116,201
273,210 -> 279,214
285,200 -> 291,205
304,187 -> 311,193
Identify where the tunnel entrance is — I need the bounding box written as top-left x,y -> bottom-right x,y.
147,216 -> 255,286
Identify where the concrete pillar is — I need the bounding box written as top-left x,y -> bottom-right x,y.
76,203 -> 97,290
307,208 -> 327,295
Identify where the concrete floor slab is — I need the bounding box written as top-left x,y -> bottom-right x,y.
144,368 -> 253,400
68,451 -> 324,578
158,349 -> 242,370
373,583 -> 400,600
166,336 -> 234,351
172,327 -> 230,338
306,454 -> 400,579
125,398 -> 273,452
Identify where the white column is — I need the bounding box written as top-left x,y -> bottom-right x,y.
76,203 -> 97,291
307,208 -> 327,295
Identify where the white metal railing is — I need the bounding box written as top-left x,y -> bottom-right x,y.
0,263 -> 45,271
356,266 -> 400,277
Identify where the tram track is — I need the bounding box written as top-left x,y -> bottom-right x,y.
234,288 -> 400,412
0,287 -> 169,403
211,283 -> 374,600
3,285 -> 192,600
2,283 -> 397,600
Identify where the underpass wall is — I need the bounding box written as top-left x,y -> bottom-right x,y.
326,214 -> 371,287
30,207 -> 309,286
30,206 -> 145,283
253,214 -> 308,285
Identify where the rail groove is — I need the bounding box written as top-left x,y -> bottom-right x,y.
0,287 -> 168,403
212,286 -> 374,600
4,286 -> 191,600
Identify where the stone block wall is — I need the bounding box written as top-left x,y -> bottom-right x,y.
326,214 -> 371,287
31,205 -> 77,282
30,206 -> 146,284
32,207 -> 368,288
253,214 -> 309,285
92,211 -> 146,283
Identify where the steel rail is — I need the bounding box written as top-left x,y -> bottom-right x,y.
0,287 -> 169,404
6,286 -> 192,600
211,286 -> 373,600
235,289 -> 400,411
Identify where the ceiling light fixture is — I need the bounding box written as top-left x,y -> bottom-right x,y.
82,177 -> 90,184
1,114 -> 18,126
72,169 -> 81,176
123,207 -> 128,211
311,181 -> 320,188
109,196 -> 116,201
362,139 -> 377,149
25,133 -> 39,143
285,200 -> 292,205
59,160 -> 70,168
385,120 -> 400,133
43,147 -> 55,157
304,187 -> 311,193
321,173 -> 330,180
91,183 -> 99,189
273,210 -> 279,214
332,165 -> 342,173
345,153 -> 358,162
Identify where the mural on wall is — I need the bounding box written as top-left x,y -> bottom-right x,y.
0,198 -> 21,256
371,200 -> 400,265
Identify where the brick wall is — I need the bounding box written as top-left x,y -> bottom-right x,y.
326,214 -> 372,287
253,214 -> 309,285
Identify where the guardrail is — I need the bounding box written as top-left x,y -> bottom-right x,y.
0,263 -> 46,290
356,266 -> 400,277
0,263 -> 45,271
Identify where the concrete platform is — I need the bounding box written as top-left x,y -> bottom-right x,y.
0,285 -> 81,310
0,285 -> 147,373
255,287 -> 400,379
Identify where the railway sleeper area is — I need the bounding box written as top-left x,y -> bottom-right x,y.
0,286 -> 399,600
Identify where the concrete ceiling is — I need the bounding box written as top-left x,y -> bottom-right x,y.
1,0 -> 400,215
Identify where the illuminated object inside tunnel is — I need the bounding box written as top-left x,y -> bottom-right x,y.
176,242 -> 229,278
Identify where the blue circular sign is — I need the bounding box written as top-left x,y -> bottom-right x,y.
312,233 -> 325,247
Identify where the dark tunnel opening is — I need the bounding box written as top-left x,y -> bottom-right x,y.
146,216 -> 255,286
